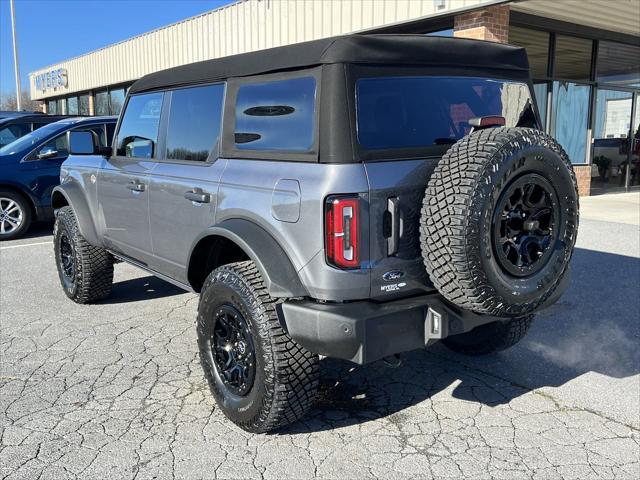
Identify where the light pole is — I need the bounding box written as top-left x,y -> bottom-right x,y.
9,0 -> 22,111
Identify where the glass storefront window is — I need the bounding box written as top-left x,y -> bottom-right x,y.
79,95 -> 90,115
95,91 -> 109,116
109,89 -> 125,115
591,89 -> 634,194
426,28 -> 453,37
57,99 -> 65,115
47,100 -> 57,115
550,81 -> 591,164
554,35 -> 593,82
533,83 -> 548,130
67,96 -> 78,115
597,41 -> 640,87
509,26 -> 549,78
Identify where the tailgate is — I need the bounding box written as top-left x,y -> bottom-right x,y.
365,158 -> 439,301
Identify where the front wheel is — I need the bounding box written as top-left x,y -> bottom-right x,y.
442,315 -> 534,356
197,261 -> 319,433
54,206 -> 114,304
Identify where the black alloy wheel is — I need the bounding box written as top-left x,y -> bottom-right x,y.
58,230 -> 76,283
492,173 -> 558,278
210,304 -> 256,396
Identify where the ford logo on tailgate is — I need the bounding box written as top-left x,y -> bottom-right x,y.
382,270 -> 405,282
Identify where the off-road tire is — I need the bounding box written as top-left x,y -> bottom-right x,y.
54,206 -> 113,303
197,261 -> 320,433
442,315 -> 534,356
421,127 -> 579,317
0,189 -> 32,241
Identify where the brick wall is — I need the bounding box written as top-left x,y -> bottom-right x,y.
573,165 -> 592,197
453,5 -> 510,43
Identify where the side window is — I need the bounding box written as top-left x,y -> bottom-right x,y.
83,126 -> 106,146
116,92 -> 163,158
165,84 -> 225,162
234,76 -> 316,151
35,134 -> 69,160
0,123 -> 31,148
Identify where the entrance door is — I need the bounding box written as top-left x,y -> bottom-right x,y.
591,89 -> 637,195
97,92 -> 163,264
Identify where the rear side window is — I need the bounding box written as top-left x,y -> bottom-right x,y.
165,84 -> 225,161
356,76 -> 532,150
116,92 -> 163,158
234,76 -> 316,151
0,123 -> 31,148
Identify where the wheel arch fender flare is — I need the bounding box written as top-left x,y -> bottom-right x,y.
189,218 -> 308,298
51,184 -> 101,246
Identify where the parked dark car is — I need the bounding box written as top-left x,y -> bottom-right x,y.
0,113 -> 79,148
0,116 -> 116,239
0,110 -> 44,119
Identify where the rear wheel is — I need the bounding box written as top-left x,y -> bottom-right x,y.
442,316 -> 534,356
54,206 -> 113,303
0,190 -> 32,240
197,261 -> 319,433
421,127 -> 579,317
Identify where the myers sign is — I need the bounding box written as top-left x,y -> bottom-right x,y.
34,69 -> 68,92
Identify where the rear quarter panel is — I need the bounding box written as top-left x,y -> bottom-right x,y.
216,158 -> 372,301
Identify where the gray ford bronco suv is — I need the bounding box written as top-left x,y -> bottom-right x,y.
52,35 -> 578,432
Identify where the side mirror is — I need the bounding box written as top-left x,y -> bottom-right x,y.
36,146 -> 59,159
125,138 -> 154,158
69,130 -> 96,155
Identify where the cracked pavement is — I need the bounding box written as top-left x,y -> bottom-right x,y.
1,216 -> 639,479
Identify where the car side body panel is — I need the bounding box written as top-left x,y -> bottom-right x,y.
215,158 -> 371,301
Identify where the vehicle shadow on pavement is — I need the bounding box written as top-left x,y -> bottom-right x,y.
282,247 -> 640,434
22,222 -> 54,240
102,275 -> 186,303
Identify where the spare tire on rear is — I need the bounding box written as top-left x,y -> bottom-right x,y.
420,127 -> 578,317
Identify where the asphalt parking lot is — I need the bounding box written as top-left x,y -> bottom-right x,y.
1,193 -> 639,480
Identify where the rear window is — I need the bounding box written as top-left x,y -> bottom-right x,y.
0,123 -> 31,148
234,76 -> 316,151
356,76 -> 532,150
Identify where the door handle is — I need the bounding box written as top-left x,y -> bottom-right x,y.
184,189 -> 210,203
128,181 -> 146,192
386,197 -> 401,256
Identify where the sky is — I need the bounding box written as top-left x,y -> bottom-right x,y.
0,0 -> 235,95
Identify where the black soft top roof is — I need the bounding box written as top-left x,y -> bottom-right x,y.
129,34 -> 529,94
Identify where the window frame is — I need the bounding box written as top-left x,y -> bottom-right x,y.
113,91 -> 166,160
155,82 -> 227,166
221,67 -> 322,163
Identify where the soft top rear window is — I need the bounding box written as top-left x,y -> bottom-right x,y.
356,76 -> 532,150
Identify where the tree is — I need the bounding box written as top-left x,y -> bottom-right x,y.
0,91 -> 43,112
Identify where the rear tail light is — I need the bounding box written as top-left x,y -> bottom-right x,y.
325,195 -> 360,269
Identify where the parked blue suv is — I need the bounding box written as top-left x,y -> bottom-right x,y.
0,116 -> 116,239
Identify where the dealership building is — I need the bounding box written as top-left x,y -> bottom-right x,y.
28,0 -> 639,196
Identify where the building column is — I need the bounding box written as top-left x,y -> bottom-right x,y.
88,93 -> 95,116
573,166 -> 592,197
453,4 -> 509,43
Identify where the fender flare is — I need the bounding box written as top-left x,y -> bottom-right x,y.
190,218 -> 308,298
51,184 -> 101,246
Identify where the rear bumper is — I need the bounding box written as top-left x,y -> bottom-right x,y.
279,293 -> 501,364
